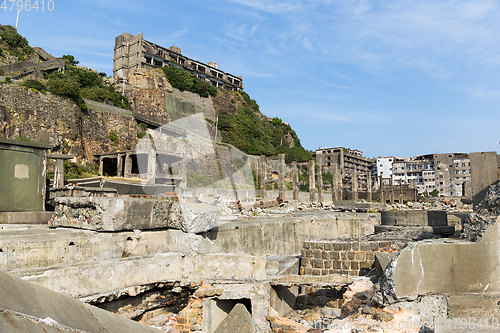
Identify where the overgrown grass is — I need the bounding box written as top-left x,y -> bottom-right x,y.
46,161 -> 99,180
0,25 -> 33,61
217,91 -> 312,162
162,65 -> 217,98
45,55 -> 130,110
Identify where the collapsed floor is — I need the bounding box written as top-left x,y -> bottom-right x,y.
0,185 -> 498,333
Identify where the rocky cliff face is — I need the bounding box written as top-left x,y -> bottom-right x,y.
0,84 -> 138,166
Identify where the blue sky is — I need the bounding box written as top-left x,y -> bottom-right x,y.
2,0 -> 500,158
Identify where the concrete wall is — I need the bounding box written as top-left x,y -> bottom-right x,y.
202,211 -> 380,256
389,216 -> 500,301
0,227 -> 220,273
14,253 -> 268,299
471,152 -> 500,207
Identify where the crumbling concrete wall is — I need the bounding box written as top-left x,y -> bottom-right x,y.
14,253 -> 268,299
471,152 -> 500,208
378,216 -> 500,303
202,211 -> 380,256
0,226 -> 221,273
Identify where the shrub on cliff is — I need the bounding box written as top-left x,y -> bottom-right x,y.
24,79 -> 47,92
217,91 -> 312,162
45,55 -> 130,110
162,65 -> 217,98
0,25 -> 33,61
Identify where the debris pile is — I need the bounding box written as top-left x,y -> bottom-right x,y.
461,181 -> 500,241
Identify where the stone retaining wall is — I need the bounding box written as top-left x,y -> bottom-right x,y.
300,239 -> 399,276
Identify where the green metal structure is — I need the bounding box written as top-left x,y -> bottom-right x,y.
0,138 -> 52,212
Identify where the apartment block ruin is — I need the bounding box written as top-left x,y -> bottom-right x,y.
113,33 -> 244,90
313,147 -> 374,181
373,153 -> 472,196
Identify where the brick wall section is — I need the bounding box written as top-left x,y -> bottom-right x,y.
300,239 -> 399,276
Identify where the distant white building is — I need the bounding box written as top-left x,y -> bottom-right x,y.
374,157 -> 395,178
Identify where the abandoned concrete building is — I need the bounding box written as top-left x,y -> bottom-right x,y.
313,147 -> 374,183
372,153 -> 474,196
113,32 -> 244,90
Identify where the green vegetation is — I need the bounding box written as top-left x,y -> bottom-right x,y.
162,65 -> 217,98
137,123 -> 148,139
45,55 -> 130,110
0,25 -> 33,61
430,189 -> 439,197
108,130 -> 119,145
24,79 -> 47,92
15,135 -> 33,142
217,91 -> 312,162
46,161 -> 99,180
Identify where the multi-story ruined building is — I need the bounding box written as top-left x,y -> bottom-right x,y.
391,154 -> 435,194
373,153 -> 470,196
433,153 -> 471,196
113,33 -> 244,90
314,147 -> 374,182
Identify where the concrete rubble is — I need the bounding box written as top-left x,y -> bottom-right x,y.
48,196 -> 220,233
2,177 -> 500,332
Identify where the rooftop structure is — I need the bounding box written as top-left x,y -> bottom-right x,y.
113,33 -> 244,90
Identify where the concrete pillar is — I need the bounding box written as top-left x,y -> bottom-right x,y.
117,154 -> 123,178
292,161 -> 299,201
278,154 -> 286,200
54,159 -> 64,188
124,153 -> 132,178
379,175 -> 384,203
98,157 -> 103,176
148,148 -> 156,184
400,180 -> 403,203
367,172 -> 372,202
352,169 -> 358,202
260,155 -> 267,199
332,165 -> 339,202
308,160 -> 315,202
389,178 -> 394,204
179,158 -> 187,188
339,150 -> 344,175
318,165 -> 323,203
47,154 -> 74,188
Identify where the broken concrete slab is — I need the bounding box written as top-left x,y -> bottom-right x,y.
202,211 -> 380,256
213,303 -> 256,333
374,252 -> 398,277
168,202 -> 222,233
377,216 -> 500,304
0,270 -> 160,332
14,253 -> 268,299
0,226 -> 221,273
387,295 -> 448,331
48,197 -> 220,233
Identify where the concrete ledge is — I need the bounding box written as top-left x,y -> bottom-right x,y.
14,253 -> 268,298
270,274 -> 353,286
0,227 -> 220,272
202,211 -> 380,256
381,210 -> 448,227
0,211 -> 53,224
374,225 -> 455,236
